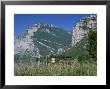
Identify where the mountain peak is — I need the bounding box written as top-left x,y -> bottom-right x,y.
14,21 -> 72,60
30,22 -> 58,30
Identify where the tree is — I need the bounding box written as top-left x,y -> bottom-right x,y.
87,29 -> 97,61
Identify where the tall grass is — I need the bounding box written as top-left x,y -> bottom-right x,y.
14,59 -> 96,76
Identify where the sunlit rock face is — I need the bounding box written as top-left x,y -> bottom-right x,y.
72,15 -> 97,47
14,24 -> 41,58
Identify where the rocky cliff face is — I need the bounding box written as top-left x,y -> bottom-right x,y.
72,15 -> 97,47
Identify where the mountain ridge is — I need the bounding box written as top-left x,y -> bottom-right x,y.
14,15 -> 97,62
14,22 -> 72,61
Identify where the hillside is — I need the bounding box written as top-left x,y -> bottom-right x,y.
32,23 -> 71,56
61,36 -> 88,59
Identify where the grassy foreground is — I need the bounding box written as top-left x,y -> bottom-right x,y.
14,59 -> 97,76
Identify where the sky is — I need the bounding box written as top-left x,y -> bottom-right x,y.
14,14 -> 95,36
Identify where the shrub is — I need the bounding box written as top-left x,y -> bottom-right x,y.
87,29 -> 97,61
77,53 -> 90,62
